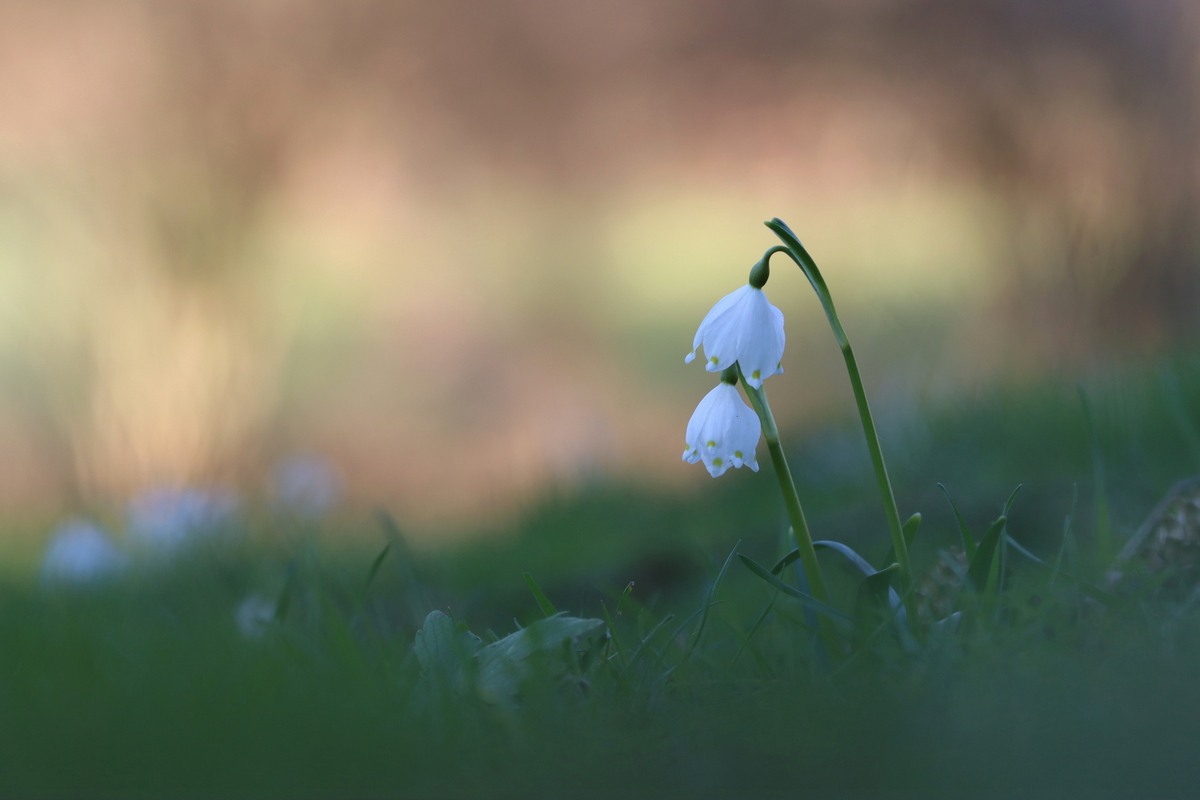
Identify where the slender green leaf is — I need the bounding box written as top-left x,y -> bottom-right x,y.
771,548 -> 802,576
739,555 -> 853,625
522,572 -> 557,618
764,218 -> 840,336
614,582 -> 635,616
813,540 -> 877,577
938,483 -> 977,560
966,516 -> 1008,592
1003,484 -> 1023,516
986,530 -> 1004,595
1006,536 -> 1048,567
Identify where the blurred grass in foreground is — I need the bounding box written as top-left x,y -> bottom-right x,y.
4,352 -> 1200,797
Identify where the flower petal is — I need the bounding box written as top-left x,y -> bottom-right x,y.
684,382 -> 762,479
733,289 -> 785,389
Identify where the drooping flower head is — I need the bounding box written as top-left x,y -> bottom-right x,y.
683,371 -> 762,477
684,281 -> 785,389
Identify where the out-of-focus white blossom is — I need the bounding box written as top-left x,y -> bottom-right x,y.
271,455 -> 341,518
40,519 -> 128,586
683,381 -> 762,478
126,486 -> 239,553
685,284 -> 785,389
235,593 -> 277,639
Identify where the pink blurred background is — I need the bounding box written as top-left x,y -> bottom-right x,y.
0,0 -> 1197,532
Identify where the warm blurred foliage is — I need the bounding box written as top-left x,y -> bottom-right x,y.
0,0 -> 1197,528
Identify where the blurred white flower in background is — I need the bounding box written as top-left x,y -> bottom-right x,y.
685,284 -> 786,389
235,593 -> 277,639
271,455 -> 341,518
40,519 -> 128,586
125,486 -> 240,554
683,381 -> 762,478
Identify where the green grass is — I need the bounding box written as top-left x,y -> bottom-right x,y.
6,354 -> 1200,798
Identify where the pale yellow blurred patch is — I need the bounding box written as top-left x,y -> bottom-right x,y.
604,184 -> 998,323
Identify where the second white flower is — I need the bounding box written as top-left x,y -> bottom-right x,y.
683,381 -> 762,478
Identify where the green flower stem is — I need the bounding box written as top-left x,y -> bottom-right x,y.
737,365 -> 841,657
763,218 -> 918,633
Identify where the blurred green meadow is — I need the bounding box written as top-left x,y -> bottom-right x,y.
5,354 -> 1200,797
2,1 -> 1200,797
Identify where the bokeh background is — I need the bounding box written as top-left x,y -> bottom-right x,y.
0,0 -> 1198,541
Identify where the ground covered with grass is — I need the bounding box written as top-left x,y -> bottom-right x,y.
8,357 -> 1200,798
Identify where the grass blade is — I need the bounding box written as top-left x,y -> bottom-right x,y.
1051,484 -> 1079,590
731,591 -> 778,666
614,582 -> 635,616
626,613 -> 676,671
522,572 -> 557,618
682,541 -> 741,663
1002,484 -> 1023,516
600,600 -> 626,667
361,542 -> 391,602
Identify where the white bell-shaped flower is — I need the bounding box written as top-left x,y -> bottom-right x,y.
684,284 -> 785,389
683,381 -> 762,477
